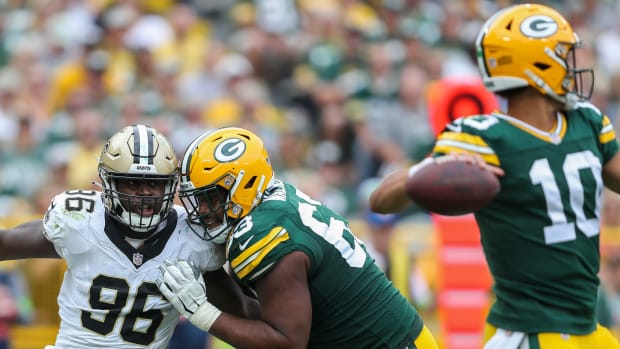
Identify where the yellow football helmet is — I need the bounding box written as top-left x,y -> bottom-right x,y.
98,124 -> 179,237
179,127 -> 274,243
475,3 -> 593,108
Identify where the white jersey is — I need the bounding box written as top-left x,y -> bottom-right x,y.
42,190 -> 225,349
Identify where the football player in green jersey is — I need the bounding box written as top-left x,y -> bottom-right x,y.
370,3 -> 620,349
156,126 -> 438,349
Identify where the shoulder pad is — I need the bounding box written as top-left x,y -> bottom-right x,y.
43,190 -> 102,244
451,114 -> 500,133
573,101 -> 602,116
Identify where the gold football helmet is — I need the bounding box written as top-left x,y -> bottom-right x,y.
475,3 -> 593,108
179,127 -> 274,243
98,124 -> 179,237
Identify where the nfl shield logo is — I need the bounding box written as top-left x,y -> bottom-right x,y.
133,252 -> 143,266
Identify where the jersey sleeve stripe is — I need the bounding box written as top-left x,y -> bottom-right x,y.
436,132 -> 495,153
248,262 -> 275,282
600,116 -> 616,144
232,226 -> 286,268
433,133 -> 500,166
435,138 -> 495,154
235,233 -> 289,279
234,230 -> 290,280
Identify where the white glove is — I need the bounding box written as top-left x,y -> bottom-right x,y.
157,259 -> 222,331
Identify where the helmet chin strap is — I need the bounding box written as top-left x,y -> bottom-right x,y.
121,209 -> 161,233
211,229 -> 230,244
228,170 -> 245,217
92,181 -> 103,190
524,45 -> 579,110
563,92 -> 579,109
524,69 -> 574,109
206,170 -> 271,245
200,171 -> 246,244
202,215 -> 232,244
249,175 -> 266,209
109,211 -> 160,239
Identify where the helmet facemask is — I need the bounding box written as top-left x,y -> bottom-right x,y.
98,124 -> 179,239
180,170 -> 263,244
562,41 -> 594,106
100,169 -> 178,238
180,181 -> 237,244
527,39 -> 594,108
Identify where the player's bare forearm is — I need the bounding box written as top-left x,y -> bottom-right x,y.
204,268 -> 260,319
209,313 -> 304,349
208,251 -> 311,349
0,220 -> 59,259
369,167 -> 412,214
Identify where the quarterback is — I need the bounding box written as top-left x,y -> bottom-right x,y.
370,4 -> 620,349
156,127 -> 438,348
0,125 -> 253,348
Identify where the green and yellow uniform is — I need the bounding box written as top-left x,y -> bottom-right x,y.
433,102 -> 618,338
225,180 -> 424,349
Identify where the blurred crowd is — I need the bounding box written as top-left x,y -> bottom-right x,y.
1,0 -> 620,345
0,0 -> 620,218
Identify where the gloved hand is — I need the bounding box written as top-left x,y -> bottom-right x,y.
157,259 -> 222,331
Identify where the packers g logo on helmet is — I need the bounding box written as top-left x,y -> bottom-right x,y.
214,138 -> 246,162
520,15 -> 558,38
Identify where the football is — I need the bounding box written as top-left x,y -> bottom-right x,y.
406,159 -> 500,216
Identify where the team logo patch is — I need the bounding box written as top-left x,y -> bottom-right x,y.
520,15 -> 558,38
133,252 -> 143,266
214,138 -> 246,162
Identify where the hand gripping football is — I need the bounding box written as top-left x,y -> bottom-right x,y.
406,159 -> 500,216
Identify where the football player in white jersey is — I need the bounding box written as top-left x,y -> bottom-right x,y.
0,124 -> 255,349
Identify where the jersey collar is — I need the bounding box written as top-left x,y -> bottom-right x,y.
104,210 -> 178,268
493,112 -> 566,145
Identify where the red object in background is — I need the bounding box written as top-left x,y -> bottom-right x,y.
432,214 -> 492,349
425,77 -> 497,348
0,284 -> 18,344
427,77 -> 499,137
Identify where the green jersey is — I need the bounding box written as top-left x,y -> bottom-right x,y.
225,180 -> 423,348
433,102 -> 619,334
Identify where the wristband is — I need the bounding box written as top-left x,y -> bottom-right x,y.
188,301 -> 223,331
